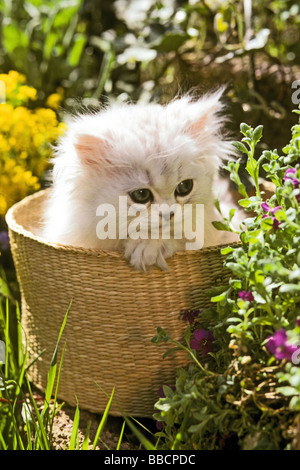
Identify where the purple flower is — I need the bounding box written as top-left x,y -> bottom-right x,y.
261,203 -> 281,216
0,231 -> 9,251
296,318 -> 300,327
190,328 -> 215,355
284,168 -> 300,202
261,202 -> 271,212
266,329 -> 298,361
155,420 -> 165,431
182,308 -> 200,324
261,202 -> 281,229
271,217 -> 281,230
271,206 -> 282,214
284,168 -> 299,187
239,290 -> 255,302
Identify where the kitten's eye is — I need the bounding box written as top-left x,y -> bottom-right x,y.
129,188 -> 153,204
175,179 -> 193,198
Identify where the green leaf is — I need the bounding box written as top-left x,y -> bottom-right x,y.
43,31 -> 58,60
246,157 -> 258,178
252,317 -> 272,325
45,302 -> 71,407
277,386 -> 297,397
237,183 -> 248,198
68,399 -> 80,450
261,217 -> 274,230
221,246 -> 235,255
279,284 -> 300,293
2,23 -> 29,53
81,421 -> 92,450
240,123 -> 251,135
226,262 -> 246,276
211,221 -> 232,232
92,387 -> 115,450
67,33 -> 86,66
123,416 -> 156,450
232,141 -> 248,154
253,125 -> 263,144
206,285 -> 229,297
153,32 -> 188,52
289,395 -> 300,410
0,278 -> 11,299
211,289 -> 229,302
151,327 -> 170,344
116,421 -> 126,450
162,346 -> 182,359
238,198 -> 252,208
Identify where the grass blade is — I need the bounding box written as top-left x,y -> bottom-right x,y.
92,386 -> 115,450
45,302 -> 71,408
0,429 -> 8,450
116,420 -> 125,450
5,298 -> 9,378
26,375 -> 50,450
68,398 -> 80,450
123,416 -> 156,450
81,420 -> 92,450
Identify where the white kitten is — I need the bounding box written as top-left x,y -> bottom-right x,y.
41,90 -> 238,270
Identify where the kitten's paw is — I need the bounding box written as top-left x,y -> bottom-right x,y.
124,240 -> 174,271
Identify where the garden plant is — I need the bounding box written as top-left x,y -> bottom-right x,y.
1,0 -> 300,452
152,113 -> 300,450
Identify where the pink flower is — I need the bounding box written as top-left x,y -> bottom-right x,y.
182,308 -> 200,324
284,168 -> 299,188
261,203 -> 281,230
284,168 -> 300,202
261,202 -> 271,212
266,329 -> 298,361
239,290 -> 254,302
190,329 -> 215,355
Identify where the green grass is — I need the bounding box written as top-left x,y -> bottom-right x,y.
0,298 -> 129,450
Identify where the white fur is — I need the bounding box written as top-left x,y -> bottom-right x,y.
41,91 -> 239,270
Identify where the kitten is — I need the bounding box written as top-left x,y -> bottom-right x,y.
41,90 -> 239,270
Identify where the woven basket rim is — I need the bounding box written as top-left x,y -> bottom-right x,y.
5,189 -> 239,258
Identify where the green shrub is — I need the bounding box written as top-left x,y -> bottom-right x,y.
152,111 -> 300,450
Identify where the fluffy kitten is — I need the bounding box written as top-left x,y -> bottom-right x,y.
41,90 -> 238,270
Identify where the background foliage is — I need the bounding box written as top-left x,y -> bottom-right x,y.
1,0 -> 300,218
1,0 -> 300,138
1,0 -> 300,450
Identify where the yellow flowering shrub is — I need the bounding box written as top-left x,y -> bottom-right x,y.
0,71 -> 65,215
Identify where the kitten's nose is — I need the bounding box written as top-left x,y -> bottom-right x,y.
160,211 -> 174,221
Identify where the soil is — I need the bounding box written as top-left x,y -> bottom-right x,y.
50,401 -> 156,450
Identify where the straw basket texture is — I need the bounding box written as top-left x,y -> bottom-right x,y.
6,189 -> 234,417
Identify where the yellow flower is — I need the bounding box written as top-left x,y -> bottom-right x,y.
18,85 -> 37,101
0,195 -> 7,215
0,70 -> 37,105
0,71 -> 66,215
46,92 -> 63,110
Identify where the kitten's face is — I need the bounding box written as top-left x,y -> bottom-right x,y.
86,128 -> 215,239
45,91 -> 235,265
61,92 -> 232,244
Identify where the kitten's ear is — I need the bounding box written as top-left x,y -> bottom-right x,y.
186,89 -> 224,138
75,134 -> 111,167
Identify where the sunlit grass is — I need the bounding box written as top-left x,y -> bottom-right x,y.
0,299 -> 127,450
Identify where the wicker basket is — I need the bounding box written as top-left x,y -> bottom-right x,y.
6,189 -> 233,417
